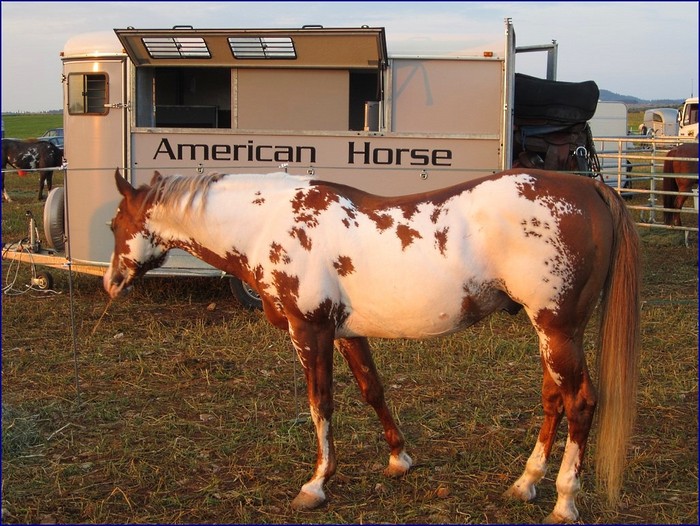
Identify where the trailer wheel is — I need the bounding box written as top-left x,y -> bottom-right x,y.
33,271 -> 54,290
229,277 -> 262,310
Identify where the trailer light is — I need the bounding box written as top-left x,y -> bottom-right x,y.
483,51 -> 494,57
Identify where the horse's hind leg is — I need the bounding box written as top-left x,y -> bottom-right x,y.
504,365 -> 564,502
336,337 -> 413,477
672,193 -> 688,226
506,329 -> 597,523
38,171 -> 51,200
1,171 -> 11,202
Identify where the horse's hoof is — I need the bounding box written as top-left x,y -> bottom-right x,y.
503,483 -> 536,502
384,451 -> 413,478
542,510 -> 577,524
384,464 -> 408,478
291,490 -> 325,510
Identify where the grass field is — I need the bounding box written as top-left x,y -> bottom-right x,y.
2,113 -> 62,140
1,113 -> 697,524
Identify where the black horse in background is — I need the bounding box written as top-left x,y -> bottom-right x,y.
2,138 -> 63,201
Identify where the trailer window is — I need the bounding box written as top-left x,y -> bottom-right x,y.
143,37 -> 210,59
67,73 -> 108,115
228,37 -> 296,59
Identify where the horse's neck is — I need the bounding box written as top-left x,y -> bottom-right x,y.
151,173 -> 307,254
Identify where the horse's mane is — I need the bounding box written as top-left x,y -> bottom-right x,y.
147,172 -> 225,218
144,171 -> 307,219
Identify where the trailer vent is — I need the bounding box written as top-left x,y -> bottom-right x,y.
142,37 -> 211,59
228,37 -> 296,59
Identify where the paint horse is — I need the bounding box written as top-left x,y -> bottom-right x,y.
1,138 -> 63,201
103,168 -> 640,523
662,142 -> 698,226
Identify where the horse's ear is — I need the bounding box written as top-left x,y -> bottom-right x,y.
150,170 -> 163,186
114,169 -> 135,199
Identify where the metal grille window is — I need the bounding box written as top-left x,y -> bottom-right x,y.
228,37 -> 296,59
143,37 -> 211,59
67,73 -> 108,115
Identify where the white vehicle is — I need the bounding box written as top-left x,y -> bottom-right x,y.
678,97 -> 698,139
588,101 -> 627,137
642,108 -> 679,137
4,20 -> 602,308
587,101 -> 632,190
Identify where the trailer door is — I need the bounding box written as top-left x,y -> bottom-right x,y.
62,56 -> 128,263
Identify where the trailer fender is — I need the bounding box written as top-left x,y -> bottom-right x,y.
43,186 -> 65,251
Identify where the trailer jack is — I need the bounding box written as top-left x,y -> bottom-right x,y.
2,212 -> 56,294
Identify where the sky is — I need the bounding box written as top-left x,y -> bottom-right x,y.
1,1 -> 698,112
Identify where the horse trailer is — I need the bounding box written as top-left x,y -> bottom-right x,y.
643,108 -> 680,138
3,20 -> 604,308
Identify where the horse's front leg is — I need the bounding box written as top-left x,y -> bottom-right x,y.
288,319 -> 337,510
335,337 -> 413,477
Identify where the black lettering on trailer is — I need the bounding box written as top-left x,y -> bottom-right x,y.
347,141 -> 453,167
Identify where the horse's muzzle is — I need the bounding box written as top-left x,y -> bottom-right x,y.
103,265 -> 131,299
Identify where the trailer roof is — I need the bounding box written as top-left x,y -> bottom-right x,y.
114,26 -> 387,69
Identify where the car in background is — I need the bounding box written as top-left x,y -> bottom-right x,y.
38,127 -> 64,150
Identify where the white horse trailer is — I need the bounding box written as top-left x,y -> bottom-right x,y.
643,108 -> 680,138
6,20 -> 598,308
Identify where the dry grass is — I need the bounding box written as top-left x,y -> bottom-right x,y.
1,171 -> 698,524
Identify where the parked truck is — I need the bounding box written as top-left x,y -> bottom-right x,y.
678,97 -> 698,139
4,19 -> 603,308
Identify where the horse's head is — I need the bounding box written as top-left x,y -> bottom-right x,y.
103,169 -> 168,298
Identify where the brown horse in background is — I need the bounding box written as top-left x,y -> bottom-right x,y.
662,142 -> 698,226
1,138 -> 63,201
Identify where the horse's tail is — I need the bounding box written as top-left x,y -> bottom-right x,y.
662,153 -> 679,225
593,182 -> 641,505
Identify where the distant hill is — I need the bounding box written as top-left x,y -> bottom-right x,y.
598,89 -> 685,109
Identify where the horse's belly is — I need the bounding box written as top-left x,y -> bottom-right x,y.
327,263 -> 509,339
339,305 -> 465,339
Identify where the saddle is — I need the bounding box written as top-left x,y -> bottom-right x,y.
512,74 -> 601,177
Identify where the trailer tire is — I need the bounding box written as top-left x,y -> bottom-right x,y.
43,187 -> 65,251
229,277 -> 262,310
